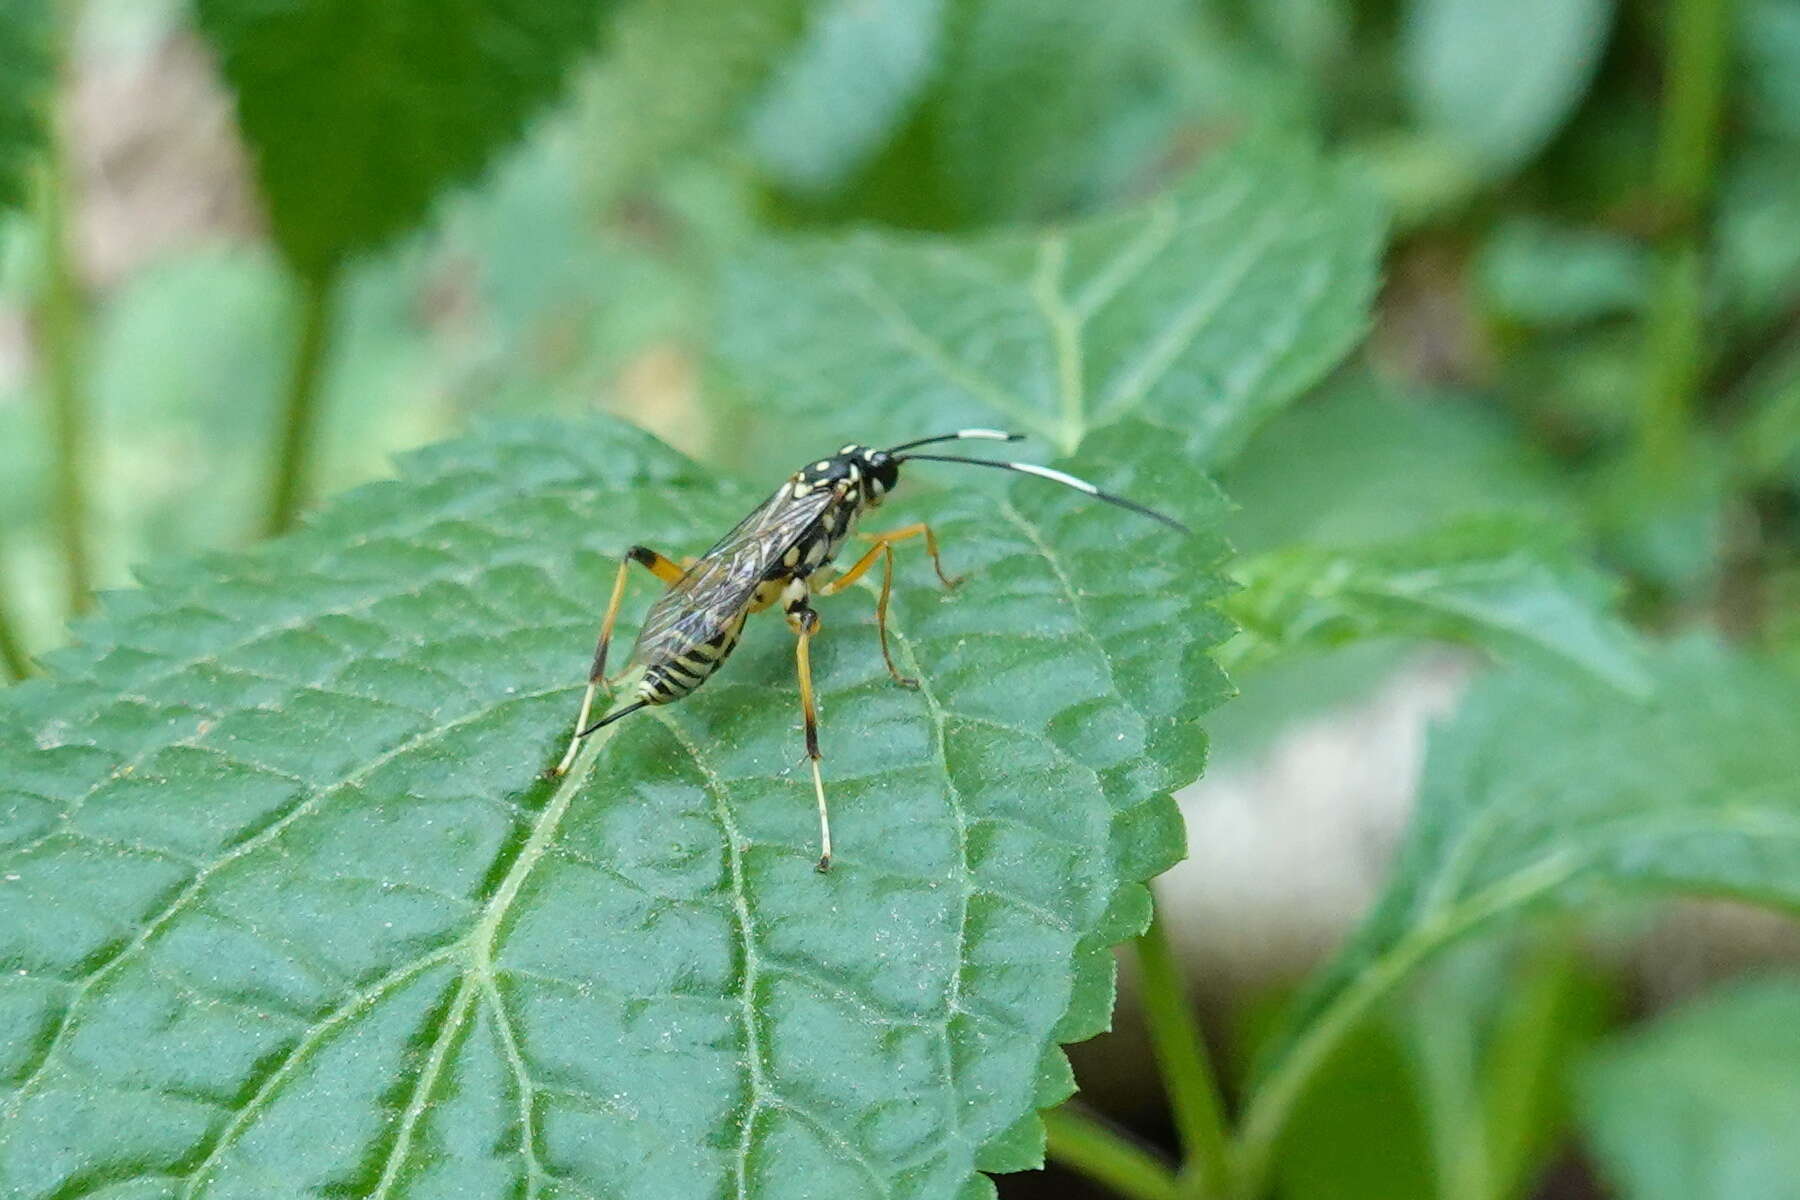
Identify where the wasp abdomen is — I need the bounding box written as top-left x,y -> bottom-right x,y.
642,614 -> 747,703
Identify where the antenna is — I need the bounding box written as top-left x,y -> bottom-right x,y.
898,453 -> 1190,533
885,429 -> 1023,453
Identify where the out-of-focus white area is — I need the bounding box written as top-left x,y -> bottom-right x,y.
1163,655 -> 1471,999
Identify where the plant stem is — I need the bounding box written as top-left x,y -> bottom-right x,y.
1479,930 -> 1594,1200
0,582 -> 31,681
1134,905 -> 1233,1198
34,18 -> 92,616
1231,862 -> 1575,1199
1640,0 -> 1734,475
264,271 -> 340,537
1043,1106 -> 1182,1200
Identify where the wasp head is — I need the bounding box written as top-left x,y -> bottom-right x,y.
793,445 -> 899,507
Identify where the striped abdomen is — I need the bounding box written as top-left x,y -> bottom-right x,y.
640,611 -> 748,703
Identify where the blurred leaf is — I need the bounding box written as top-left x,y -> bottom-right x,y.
934,0 -> 1204,223
1478,935 -> 1617,1200
1244,932 -> 1618,1200
1223,515 -> 1650,694
1402,0 -> 1614,178
1206,381 -> 1575,758
1269,1012 -> 1438,1200
1716,143 -> 1800,326
1735,338 -> 1800,483
1257,641 -> 1800,1145
194,0 -> 617,277
744,0 -> 944,196
0,0 -> 50,212
720,139 -> 1384,464
0,416 -> 1229,1198
1246,0 -> 1354,76
1739,0 -> 1800,142
77,242 -> 469,574
1580,974 -> 1800,1200
1477,217 -> 1652,327
1398,932 -> 1617,1200
579,0 -> 814,202
1589,444 -> 1731,593
88,247 -> 293,561
1498,326 -> 1643,447
1222,382 -> 1574,555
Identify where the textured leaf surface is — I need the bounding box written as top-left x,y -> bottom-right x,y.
1403,0 -> 1614,175
1262,642 -> 1800,1089
1580,975 -> 1800,1200
193,0 -> 616,276
1222,515 -> 1649,693
719,139 -> 1383,464
0,415 -> 1228,1198
0,0 -> 50,213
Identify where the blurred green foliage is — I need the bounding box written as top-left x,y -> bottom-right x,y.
1581,974 -> 1800,1200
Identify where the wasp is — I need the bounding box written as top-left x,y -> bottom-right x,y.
552,429 -> 1187,871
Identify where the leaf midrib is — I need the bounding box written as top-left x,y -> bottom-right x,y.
0,678 -> 577,1139
647,711 -> 783,1200
173,698 -> 617,1197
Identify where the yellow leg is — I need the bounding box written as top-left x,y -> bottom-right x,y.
818,541 -> 913,687
788,604 -> 832,871
862,522 -> 957,586
551,544 -> 684,777
819,521 -> 953,687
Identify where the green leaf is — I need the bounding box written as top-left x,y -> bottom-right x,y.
1222,515 -> 1650,694
1245,932 -> 1615,1200
579,0 -> 815,203
1580,974 -> 1800,1200
1717,144 -> 1800,327
1219,381 -> 1576,554
1402,0 -> 1615,177
1735,337 -> 1800,484
1478,934 -> 1616,1200
718,139 -> 1384,464
1242,641 -> 1800,1187
1740,0 -> 1800,143
1266,1009 -> 1438,1200
933,0 -> 1205,224
1398,933 -> 1615,1200
0,414 -> 1230,1198
193,0 -> 617,277
0,0 -> 51,213
743,0 -> 945,196
1204,380 -> 1576,757
1476,217 -> 1652,328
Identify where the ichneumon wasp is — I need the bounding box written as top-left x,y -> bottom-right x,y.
551,429 -> 1188,871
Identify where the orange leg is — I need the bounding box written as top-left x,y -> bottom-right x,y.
552,545 -> 685,777
863,522 -> 957,588
817,522 -> 954,688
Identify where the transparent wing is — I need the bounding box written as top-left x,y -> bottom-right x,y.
627,483 -> 834,668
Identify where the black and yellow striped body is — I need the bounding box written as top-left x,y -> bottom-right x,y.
626,449 -> 890,706
640,611 -> 748,702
